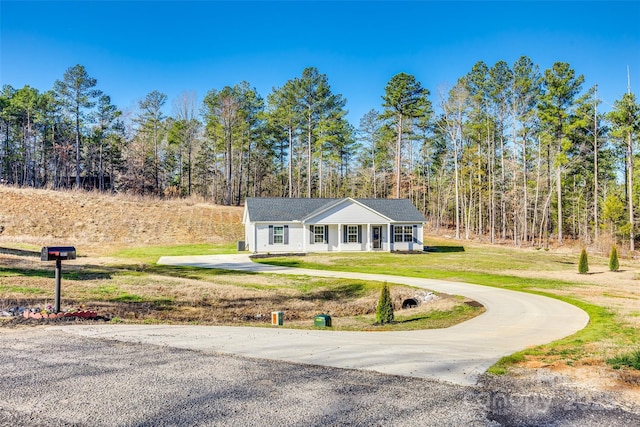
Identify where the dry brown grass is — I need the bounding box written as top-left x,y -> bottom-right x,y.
0,185 -> 243,254
0,252 -> 477,330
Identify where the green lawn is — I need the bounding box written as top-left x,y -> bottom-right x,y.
110,243 -> 236,264
255,243 -> 640,372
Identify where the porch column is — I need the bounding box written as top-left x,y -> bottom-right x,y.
367,223 -> 371,251
338,223 -> 342,251
388,223 -> 393,252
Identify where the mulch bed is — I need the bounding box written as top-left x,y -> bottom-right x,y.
249,253 -> 307,259
22,310 -> 98,320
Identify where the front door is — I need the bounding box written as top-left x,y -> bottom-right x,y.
372,226 -> 382,249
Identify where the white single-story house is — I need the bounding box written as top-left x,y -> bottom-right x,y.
242,197 -> 426,253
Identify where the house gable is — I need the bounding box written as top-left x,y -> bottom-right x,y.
304,198 -> 391,224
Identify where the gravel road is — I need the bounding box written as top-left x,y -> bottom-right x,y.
1,327 -> 638,426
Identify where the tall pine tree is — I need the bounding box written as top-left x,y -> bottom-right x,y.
54,64 -> 100,188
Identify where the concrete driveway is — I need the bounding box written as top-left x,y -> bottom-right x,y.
56,254 -> 589,385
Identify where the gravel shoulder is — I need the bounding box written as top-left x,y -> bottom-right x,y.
1,327 -> 639,426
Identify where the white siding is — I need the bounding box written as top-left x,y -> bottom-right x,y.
254,223 -> 305,252
309,200 -> 389,224
306,224 -> 370,252
248,222 -> 423,253
245,222 -> 256,252
390,224 -> 424,251
307,224 -> 332,252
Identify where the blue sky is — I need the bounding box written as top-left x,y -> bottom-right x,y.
1,1 -> 639,124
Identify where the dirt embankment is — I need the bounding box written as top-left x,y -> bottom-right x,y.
0,186 -> 243,253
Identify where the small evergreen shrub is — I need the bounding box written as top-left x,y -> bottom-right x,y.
578,248 -> 589,274
609,245 -> 619,272
376,282 -> 394,324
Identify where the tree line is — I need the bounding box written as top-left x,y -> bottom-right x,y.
1,59 -> 638,250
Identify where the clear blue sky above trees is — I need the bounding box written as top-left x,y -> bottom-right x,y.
1,1 -> 638,123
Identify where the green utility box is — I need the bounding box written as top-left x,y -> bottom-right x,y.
314,314 -> 332,327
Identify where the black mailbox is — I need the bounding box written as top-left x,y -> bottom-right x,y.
40,246 -> 77,313
41,246 -> 77,261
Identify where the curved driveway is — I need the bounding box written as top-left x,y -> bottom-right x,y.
56,254 -> 589,385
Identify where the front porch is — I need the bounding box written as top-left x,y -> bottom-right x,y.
303,223 -> 421,253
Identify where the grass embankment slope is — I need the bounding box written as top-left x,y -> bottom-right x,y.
0,185 -> 480,331
0,186 -> 242,254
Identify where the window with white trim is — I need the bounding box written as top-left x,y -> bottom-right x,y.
347,225 -> 359,243
394,225 -> 414,242
273,226 -> 284,244
314,226 -> 325,243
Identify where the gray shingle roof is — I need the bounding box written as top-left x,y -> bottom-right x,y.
357,199 -> 426,222
245,198 -> 425,223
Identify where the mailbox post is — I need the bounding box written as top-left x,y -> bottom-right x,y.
41,246 -> 76,313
